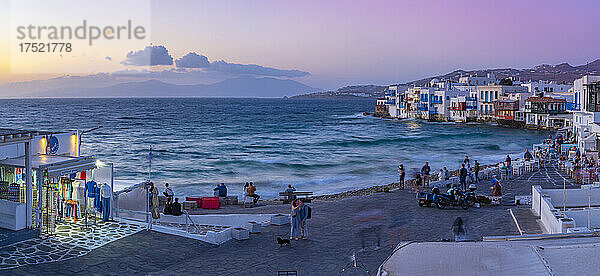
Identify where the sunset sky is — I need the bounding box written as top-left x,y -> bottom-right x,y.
1,0 -> 599,90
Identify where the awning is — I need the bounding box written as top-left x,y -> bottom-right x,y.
0,154 -> 96,178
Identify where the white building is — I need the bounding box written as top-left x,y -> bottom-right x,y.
521,80 -> 572,96
571,75 -> 600,152
476,85 -> 530,118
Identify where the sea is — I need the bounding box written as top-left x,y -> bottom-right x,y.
0,98 -> 550,197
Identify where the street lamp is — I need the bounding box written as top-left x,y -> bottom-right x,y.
78,126 -> 102,157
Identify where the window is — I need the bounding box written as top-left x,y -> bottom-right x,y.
495,91 -> 499,99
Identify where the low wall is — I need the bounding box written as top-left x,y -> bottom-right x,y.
532,185 -> 577,234
0,199 -> 26,231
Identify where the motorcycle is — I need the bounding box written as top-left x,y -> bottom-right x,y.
433,191 -> 470,210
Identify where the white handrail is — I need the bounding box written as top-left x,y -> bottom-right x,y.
183,210 -> 201,234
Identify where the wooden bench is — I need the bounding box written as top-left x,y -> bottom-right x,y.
279,191 -> 313,204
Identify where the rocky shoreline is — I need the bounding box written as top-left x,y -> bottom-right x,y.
313,163 -> 499,201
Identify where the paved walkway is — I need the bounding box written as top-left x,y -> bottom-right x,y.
6,161 -> 574,275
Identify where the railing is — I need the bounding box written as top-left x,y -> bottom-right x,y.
430,99 -> 443,104
183,210 -> 202,234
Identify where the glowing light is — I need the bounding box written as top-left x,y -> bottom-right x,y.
95,160 -> 106,168
40,137 -> 47,148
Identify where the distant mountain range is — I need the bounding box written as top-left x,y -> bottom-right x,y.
3,76 -> 319,98
294,59 -> 600,99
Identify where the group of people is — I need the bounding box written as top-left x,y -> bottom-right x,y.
243,182 -> 260,204
213,183 -> 228,197
290,198 -> 310,240
399,156 -> 482,191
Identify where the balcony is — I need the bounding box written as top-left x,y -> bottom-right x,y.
417,104 -> 429,111
566,102 -> 580,111
527,109 -> 567,114
430,99 -> 443,104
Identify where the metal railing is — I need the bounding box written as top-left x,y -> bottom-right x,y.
183,210 -> 201,234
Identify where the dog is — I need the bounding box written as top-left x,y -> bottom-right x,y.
277,237 -> 291,247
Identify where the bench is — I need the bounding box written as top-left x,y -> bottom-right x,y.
279,191 -> 313,204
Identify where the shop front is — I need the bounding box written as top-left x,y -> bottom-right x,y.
0,130 -> 113,236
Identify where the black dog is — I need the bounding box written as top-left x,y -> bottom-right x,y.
277,237 -> 291,247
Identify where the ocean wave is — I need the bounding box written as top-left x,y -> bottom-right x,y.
332,113 -> 366,119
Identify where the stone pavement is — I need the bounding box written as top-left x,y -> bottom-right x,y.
5,192 -> 518,275
0,220 -> 143,271
5,161 -> 574,275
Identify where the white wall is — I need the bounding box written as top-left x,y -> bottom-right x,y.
0,199 -> 26,230
0,132 -> 78,159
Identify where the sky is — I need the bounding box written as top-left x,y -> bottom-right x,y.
1,0 -> 600,90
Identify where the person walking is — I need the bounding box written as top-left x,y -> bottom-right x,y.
459,164 -> 468,191
474,160 -> 480,183
421,162 -> 431,187
398,165 -> 405,189
290,199 -> 303,240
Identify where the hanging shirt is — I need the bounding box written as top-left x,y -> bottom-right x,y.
100,184 -> 112,199
86,181 -> 97,197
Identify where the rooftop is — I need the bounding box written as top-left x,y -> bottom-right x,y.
0,129 -> 39,144
525,96 -> 567,103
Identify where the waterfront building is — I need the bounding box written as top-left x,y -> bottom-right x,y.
375,98 -> 389,117
398,84 -> 470,121
523,96 -> 570,128
521,80 -> 572,96
476,85 -> 529,119
384,85 -> 403,118
493,99 -> 524,127
449,93 -> 478,122
571,75 -> 600,152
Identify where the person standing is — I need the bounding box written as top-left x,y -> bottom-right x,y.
290,199 -> 303,240
421,162 -> 431,187
464,155 -> 470,166
505,155 -> 512,168
473,160 -> 480,183
398,165 -> 405,189
459,164 -> 468,191
149,182 -> 160,220
443,167 -> 450,180
299,202 -> 310,239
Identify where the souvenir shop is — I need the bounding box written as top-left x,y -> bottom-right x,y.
0,154 -> 111,235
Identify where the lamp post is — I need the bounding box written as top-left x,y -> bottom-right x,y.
78,126 -> 102,157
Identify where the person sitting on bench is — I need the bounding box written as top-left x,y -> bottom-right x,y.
247,182 -> 260,204
172,198 -> 182,216
284,184 -> 296,201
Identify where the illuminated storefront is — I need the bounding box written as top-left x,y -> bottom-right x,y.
0,129 -> 112,235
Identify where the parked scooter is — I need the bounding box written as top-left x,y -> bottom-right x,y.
433,187 -> 470,210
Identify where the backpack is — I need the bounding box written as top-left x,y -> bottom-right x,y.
306,205 -> 312,219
